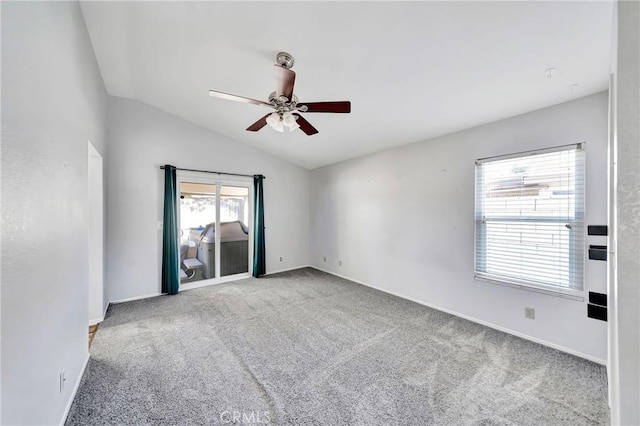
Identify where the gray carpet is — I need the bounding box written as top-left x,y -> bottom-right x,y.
66,268 -> 609,425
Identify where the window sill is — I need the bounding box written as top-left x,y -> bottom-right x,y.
474,275 -> 585,302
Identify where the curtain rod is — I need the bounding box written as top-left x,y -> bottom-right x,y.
160,165 -> 264,179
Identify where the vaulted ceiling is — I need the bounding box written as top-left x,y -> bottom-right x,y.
80,1 -> 613,169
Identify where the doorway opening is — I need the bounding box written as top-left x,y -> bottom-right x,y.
177,173 -> 252,289
88,141 -> 105,329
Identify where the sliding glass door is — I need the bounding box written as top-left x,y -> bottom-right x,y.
177,173 -> 252,286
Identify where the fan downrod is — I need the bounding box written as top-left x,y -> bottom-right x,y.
276,52 -> 294,69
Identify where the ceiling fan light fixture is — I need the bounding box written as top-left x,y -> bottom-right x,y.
209,52 -> 351,136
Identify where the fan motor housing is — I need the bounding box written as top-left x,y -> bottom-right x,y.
268,92 -> 306,113
276,52 -> 294,69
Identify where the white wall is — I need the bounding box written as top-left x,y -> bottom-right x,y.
610,1 -> 640,423
105,97 -> 310,302
1,2 -> 107,424
310,92 -> 609,362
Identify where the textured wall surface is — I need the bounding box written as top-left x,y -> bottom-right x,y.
612,1 -> 640,424
1,2 -> 107,424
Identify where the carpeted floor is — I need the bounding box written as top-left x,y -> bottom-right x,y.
66,268 -> 609,425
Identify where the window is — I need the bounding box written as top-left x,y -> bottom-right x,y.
474,144 -> 585,295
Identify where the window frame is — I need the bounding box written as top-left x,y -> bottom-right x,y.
473,143 -> 586,300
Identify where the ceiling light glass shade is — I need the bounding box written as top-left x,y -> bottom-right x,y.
266,112 -> 284,132
283,112 -> 299,131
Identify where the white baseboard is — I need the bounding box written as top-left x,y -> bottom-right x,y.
266,265 -> 311,275
310,266 -> 607,366
59,352 -> 90,426
110,292 -> 163,304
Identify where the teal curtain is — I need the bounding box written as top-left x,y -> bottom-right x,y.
253,175 -> 266,277
162,165 -> 180,295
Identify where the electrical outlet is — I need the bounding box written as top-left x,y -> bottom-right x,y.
323,256 -> 326,262
59,369 -> 66,393
339,260 -> 342,266
525,307 -> 535,320
279,256 -> 283,262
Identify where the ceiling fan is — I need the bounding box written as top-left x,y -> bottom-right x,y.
208,52 -> 351,136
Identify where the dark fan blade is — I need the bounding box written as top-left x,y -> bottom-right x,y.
209,90 -> 271,107
246,114 -> 271,132
298,101 -> 351,113
292,113 -> 319,135
274,65 -> 296,100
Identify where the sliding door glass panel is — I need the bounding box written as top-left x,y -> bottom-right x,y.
179,182 -> 216,282
220,185 -> 250,277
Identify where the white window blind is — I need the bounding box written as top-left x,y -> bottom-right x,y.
474,144 -> 585,293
